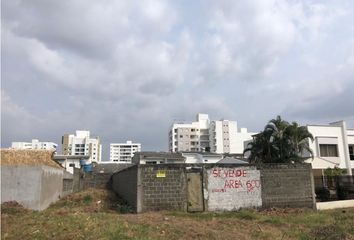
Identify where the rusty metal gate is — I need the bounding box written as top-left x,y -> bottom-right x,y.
186,169 -> 204,212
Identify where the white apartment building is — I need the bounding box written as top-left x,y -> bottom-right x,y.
169,113 -> 210,152
110,141 -> 141,163
209,120 -> 255,154
305,121 -> 354,176
62,130 -> 102,163
11,139 -> 58,151
169,113 -> 255,154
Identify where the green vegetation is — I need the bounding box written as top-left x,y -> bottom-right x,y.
83,194 -> 93,203
324,166 -> 347,177
2,189 -> 354,240
244,116 -> 314,163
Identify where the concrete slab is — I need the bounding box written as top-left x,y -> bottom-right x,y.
316,200 -> 354,210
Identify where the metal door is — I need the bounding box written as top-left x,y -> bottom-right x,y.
187,171 -> 204,212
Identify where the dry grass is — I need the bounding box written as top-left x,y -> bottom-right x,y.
1,188 -> 354,240
0,149 -> 62,169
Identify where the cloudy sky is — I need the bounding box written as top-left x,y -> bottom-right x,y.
2,0 -> 354,159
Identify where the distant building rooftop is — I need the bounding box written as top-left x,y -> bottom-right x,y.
181,151 -> 223,156
136,151 -> 184,159
92,162 -> 133,173
52,155 -> 90,160
217,157 -> 249,164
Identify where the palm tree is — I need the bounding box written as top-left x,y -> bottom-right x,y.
285,122 -> 314,161
244,116 -> 314,164
244,131 -> 275,163
264,115 -> 291,162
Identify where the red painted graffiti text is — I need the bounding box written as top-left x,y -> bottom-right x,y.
210,168 -> 261,193
212,168 -> 247,178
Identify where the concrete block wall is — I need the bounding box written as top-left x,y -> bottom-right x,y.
83,172 -> 112,189
259,164 -> 315,208
72,168 -> 113,192
111,163 -> 316,213
111,165 -> 138,212
73,168 -> 82,192
62,171 -> 74,196
139,165 -> 187,212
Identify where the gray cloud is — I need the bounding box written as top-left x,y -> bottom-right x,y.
2,0 -> 354,160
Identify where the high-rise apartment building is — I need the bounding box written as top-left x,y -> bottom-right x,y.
209,120 -> 254,154
209,120 -> 237,154
110,141 -> 141,163
169,114 -> 210,152
169,113 -> 255,154
62,130 -> 102,163
11,139 -> 58,151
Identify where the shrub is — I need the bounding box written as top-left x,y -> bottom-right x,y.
337,186 -> 349,200
315,187 -> 330,202
83,194 -> 93,203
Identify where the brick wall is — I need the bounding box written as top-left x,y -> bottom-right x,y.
111,165 -> 138,212
139,165 -> 187,212
260,163 -> 315,208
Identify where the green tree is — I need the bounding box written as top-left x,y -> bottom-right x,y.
285,122 -> 314,161
243,130 -> 276,163
244,116 -> 314,163
264,115 -> 291,161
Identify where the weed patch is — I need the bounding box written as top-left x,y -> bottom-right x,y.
310,224 -> 348,240
234,209 -> 259,220
1,201 -> 29,215
83,194 -> 93,203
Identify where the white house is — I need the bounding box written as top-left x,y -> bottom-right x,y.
110,141 -> 141,163
62,130 -> 102,163
132,152 -> 185,164
52,155 -> 90,174
181,152 -> 223,164
11,139 -> 57,151
305,121 -> 354,176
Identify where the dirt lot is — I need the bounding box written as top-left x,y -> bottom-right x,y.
1,188 -> 354,240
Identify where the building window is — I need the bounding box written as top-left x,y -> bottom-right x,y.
179,135 -> 183,138
349,145 -> 354,160
319,144 -> 338,157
